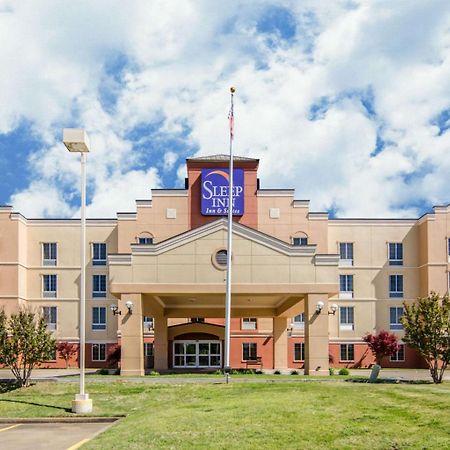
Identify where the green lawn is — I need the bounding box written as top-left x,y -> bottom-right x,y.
0,380 -> 449,449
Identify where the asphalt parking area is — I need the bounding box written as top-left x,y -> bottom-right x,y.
0,421 -> 114,450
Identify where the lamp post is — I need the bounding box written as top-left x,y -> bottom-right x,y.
63,128 -> 93,414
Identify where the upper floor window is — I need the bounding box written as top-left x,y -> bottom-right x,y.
143,316 -> 154,331
42,306 -> 57,330
138,232 -> 153,245
389,275 -> 404,298
93,275 -> 107,298
293,236 -> 308,246
339,243 -> 353,266
43,243 -> 57,266
43,274 -> 57,298
390,307 -> 404,330
92,307 -> 106,330
92,243 -> 106,266
389,243 -> 403,266
294,342 -> 305,361
242,318 -> 257,330
339,275 -> 354,299
339,306 -> 354,331
448,238 -> 450,262
292,313 -> 304,329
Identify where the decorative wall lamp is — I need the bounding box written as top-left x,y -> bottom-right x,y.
110,304 -> 121,316
125,301 -> 134,314
315,302 -> 339,315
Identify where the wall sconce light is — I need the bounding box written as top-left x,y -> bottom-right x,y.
328,304 -> 338,315
125,301 -> 134,314
315,301 -> 324,314
110,304 -> 121,316
287,326 -> 293,337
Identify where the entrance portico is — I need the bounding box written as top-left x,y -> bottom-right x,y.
110,218 -> 339,376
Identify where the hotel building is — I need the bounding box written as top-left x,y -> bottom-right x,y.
0,155 -> 449,375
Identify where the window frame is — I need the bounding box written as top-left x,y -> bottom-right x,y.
340,343 -> 355,362
43,274 -> 57,298
241,318 -> 257,330
339,242 -> 354,266
293,237 -> 308,246
42,242 -> 57,266
242,342 -> 257,361
293,342 -> 305,362
42,306 -> 57,331
92,307 -> 107,331
92,343 -> 106,361
292,313 -> 305,329
389,306 -> 404,330
339,306 -> 354,331
388,242 -> 403,266
92,243 -> 107,266
389,274 -> 404,298
144,342 -> 154,357
339,274 -> 354,299
92,274 -> 107,298
390,343 -> 405,362
143,316 -> 154,331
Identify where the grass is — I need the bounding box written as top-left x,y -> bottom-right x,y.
0,380 -> 449,449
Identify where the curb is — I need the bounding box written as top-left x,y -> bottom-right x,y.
0,416 -> 124,424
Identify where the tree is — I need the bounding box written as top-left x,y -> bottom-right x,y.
401,292 -> 450,383
57,342 -> 78,369
363,330 -> 399,366
0,309 -> 56,387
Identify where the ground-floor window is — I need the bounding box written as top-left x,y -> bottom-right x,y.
294,342 -> 304,361
144,342 -> 154,356
390,344 -> 405,362
173,341 -> 221,368
340,343 -> 354,362
242,342 -> 257,361
92,343 -> 106,361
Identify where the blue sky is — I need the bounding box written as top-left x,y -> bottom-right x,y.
0,0 -> 450,218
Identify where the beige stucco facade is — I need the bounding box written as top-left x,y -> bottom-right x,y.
0,155 -> 449,373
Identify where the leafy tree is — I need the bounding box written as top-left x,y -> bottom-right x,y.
0,309 -> 56,387
363,330 -> 399,366
401,292 -> 450,383
57,342 -> 78,369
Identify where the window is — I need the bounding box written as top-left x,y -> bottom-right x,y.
43,243 -> 57,266
448,238 -> 450,262
389,275 -> 404,298
339,275 -> 354,299
340,343 -> 354,361
294,342 -> 304,361
293,237 -> 308,246
138,236 -> 153,245
92,307 -> 106,330
390,344 -> 405,362
92,275 -> 107,298
144,342 -> 154,357
92,343 -> 106,361
389,243 -> 403,266
215,250 -> 227,267
42,306 -> 57,330
92,243 -> 106,266
339,307 -> 354,331
43,275 -> 57,298
143,316 -> 154,330
390,307 -> 404,330
339,243 -> 353,266
292,313 -> 304,329
242,343 -> 257,361
242,318 -> 257,330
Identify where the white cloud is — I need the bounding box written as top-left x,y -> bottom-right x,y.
2,0 -> 450,218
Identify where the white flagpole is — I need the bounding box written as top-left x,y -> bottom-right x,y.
224,87 -> 235,381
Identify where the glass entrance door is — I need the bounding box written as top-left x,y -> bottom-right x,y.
173,340 -> 221,368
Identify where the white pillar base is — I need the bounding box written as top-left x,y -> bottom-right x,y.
72,393 -> 93,414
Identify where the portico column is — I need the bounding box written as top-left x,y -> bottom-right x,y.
120,293 -> 144,376
153,314 -> 168,371
273,317 -> 289,369
304,293 -> 329,376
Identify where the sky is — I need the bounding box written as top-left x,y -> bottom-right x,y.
1,0 -> 450,218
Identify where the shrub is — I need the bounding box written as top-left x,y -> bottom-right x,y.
339,368 -> 350,375
273,370 -> 281,375
329,367 -> 335,375
149,371 -> 160,376
98,368 -> 109,375
363,330 -> 399,366
290,370 -> 299,375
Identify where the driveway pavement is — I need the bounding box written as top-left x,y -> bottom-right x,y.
0,421 -> 114,450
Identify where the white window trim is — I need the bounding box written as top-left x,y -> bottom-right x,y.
92,343 -> 106,361
92,307 -> 107,331
338,242 -> 354,266
42,306 -> 57,331
42,242 -> 57,266
390,343 -> 405,362
340,343 -> 355,362
92,242 -> 107,265
293,342 -> 305,362
242,342 -> 257,361
42,274 -> 57,298
388,242 -> 403,265
242,318 -> 257,330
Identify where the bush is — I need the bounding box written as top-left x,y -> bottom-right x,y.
255,369 -> 263,375
339,368 -> 350,375
273,370 -> 281,375
149,370 -> 160,376
290,370 -> 299,375
329,367 -> 335,375
98,368 -> 109,375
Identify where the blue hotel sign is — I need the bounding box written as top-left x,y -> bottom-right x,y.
201,168 -> 244,216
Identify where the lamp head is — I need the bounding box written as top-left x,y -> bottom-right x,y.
316,301 -> 325,314
63,129 -> 90,153
125,301 -> 134,314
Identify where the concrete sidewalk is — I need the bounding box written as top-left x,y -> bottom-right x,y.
0,368 -> 97,381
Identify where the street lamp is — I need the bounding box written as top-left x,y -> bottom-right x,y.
63,128 -> 93,414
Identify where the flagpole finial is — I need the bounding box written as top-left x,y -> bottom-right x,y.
230,86 -> 236,93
